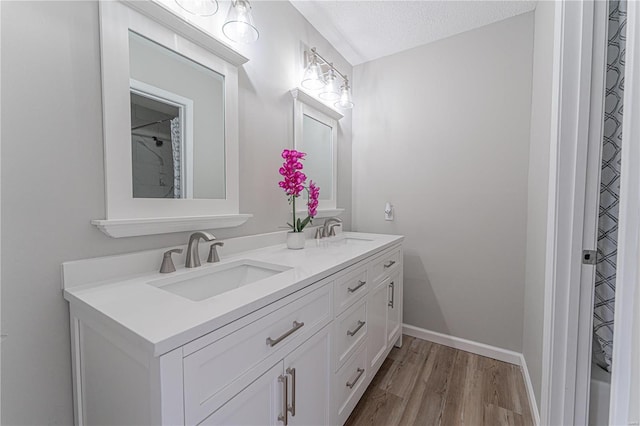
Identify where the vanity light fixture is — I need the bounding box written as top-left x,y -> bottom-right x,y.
302,47 -> 354,109
174,0 -> 219,16
222,0 -> 259,44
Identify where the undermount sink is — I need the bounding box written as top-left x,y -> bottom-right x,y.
326,236 -> 373,245
149,260 -> 291,302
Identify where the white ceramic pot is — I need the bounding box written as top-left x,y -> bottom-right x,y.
286,231 -> 306,250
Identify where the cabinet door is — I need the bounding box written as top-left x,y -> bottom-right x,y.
387,270 -> 402,346
367,278 -> 389,372
199,362 -> 285,426
284,325 -> 332,426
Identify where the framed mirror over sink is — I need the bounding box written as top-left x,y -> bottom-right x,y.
291,88 -> 345,218
92,0 -> 252,237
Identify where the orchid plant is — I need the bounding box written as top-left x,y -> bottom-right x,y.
278,149 -> 320,233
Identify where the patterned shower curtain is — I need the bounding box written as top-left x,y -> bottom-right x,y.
593,0 -> 626,372
170,117 -> 182,199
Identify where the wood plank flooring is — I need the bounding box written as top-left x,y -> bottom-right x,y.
345,336 -> 534,426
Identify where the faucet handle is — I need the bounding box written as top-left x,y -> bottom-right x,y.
328,223 -> 341,237
160,248 -> 183,273
207,242 -> 225,263
315,227 -> 325,239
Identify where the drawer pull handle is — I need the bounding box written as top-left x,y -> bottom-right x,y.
266,321 -> 305,347
278,374 -> 288,425
286,367 -> 296,416
346,368 -> 365,389
384,260 -> 396,268
347,280 -> 366,293
388,281 -> 395,308
347,320 -> 366,337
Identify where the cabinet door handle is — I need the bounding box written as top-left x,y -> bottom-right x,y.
346,368 -> 365,389
347,320 -> 366,337
286,367 -> 296,417
388,281 -> 395,308
384,260 -> 396,268
266,321 -> 305,347
278,374 -> 288,425
347,280 -> 366,293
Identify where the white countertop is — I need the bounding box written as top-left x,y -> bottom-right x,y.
63,232 -> 403,357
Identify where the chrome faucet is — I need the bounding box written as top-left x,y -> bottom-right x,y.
322,217 -> 343,238
185,231 -> 216,268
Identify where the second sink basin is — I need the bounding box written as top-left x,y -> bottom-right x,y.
149,259 -> 291,302
326,236 -> 373,246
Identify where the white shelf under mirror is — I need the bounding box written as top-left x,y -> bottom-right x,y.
91,215 -> 252,238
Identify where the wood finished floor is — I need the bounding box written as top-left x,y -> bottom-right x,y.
344,336 -> 534,426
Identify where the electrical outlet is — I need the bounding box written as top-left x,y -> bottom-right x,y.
385,202 -> 394,221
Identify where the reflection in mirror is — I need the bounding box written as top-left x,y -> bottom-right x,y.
300,115 -> 333,200
128,31 -> 226,199
131,93 -> 180,198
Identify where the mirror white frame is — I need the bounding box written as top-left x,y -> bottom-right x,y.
291,88 -> 343,216
93,1 -> 251,237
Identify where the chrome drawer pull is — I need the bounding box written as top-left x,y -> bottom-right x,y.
286,367 -> 296,416
347,320 -> 366,337
347,280 -> 366,293
346,368 -> 365,389
388,281 -> 395,308
278,375 -> 288,425
383,260 -> 396,268
266,321 -> 305,347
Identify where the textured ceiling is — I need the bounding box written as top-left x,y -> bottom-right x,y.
289,1 -> 537,65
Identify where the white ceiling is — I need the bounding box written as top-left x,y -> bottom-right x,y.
289,1 -> 537,66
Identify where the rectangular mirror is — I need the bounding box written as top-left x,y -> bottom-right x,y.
129,31 -> 225,200
300,115 -> 333,201
292,89 -> 340,211
93,1 -> 251,237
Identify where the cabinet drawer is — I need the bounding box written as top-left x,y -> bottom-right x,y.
334,299 -> 367,372
183,283 -> 332,425
334,266 -> 368,315
369,247 -> 401,284
334,342 -> 368,425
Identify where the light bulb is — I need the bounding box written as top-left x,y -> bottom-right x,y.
319,68 -> 341,101
334,83 -> 354,109
301,55 -> 326,90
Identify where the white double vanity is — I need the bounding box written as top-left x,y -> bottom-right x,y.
63,232 -> 404,425
68,1 -> 405,424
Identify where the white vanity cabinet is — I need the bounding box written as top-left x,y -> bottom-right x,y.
366,247 -> 403,373
201,325 -> 332,426
65,234 -> 403,426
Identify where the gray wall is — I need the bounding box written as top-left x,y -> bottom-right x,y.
0,1 -> 351,424
352,13 -> 534,352
522,1 -> 556,409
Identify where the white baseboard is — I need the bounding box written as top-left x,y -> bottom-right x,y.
402,323 -> 540,425
519,354 -> 541,426
402,323 -> 522,364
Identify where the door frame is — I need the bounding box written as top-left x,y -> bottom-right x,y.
609,0 -> 640,423
574,1 -> 608,424
540,1 -> 596,425
542,1 -> 638,425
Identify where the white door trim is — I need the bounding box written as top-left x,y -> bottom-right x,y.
609,0 -> 640,424
540,1 -> 597,425
574,1 -> 608,424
